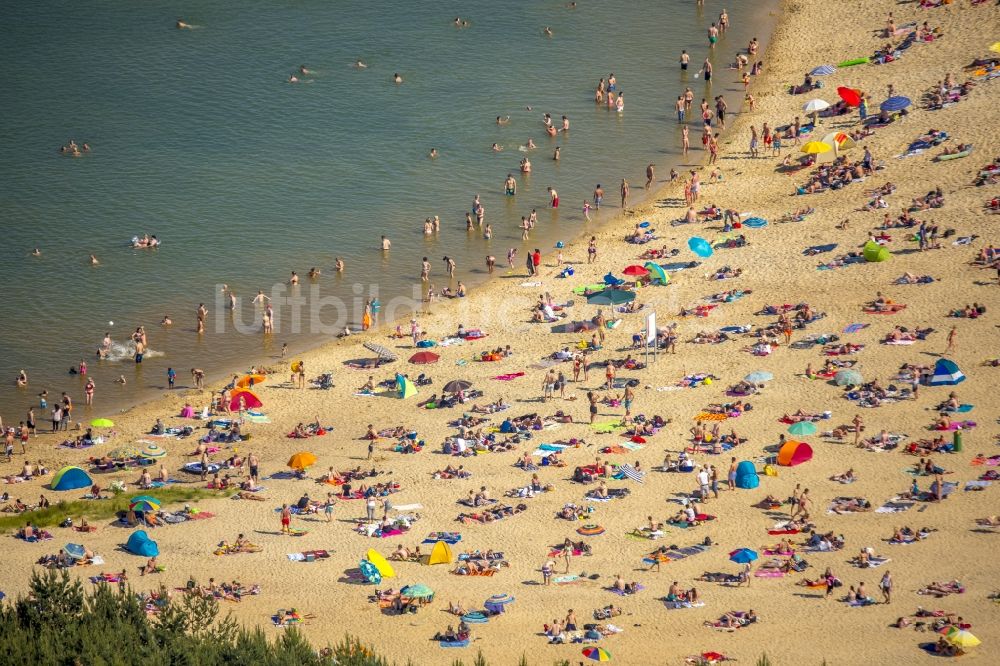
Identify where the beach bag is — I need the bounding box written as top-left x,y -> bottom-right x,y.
763,464 -> 778,477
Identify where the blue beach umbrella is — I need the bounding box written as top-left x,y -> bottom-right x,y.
729,548 -> 758,564
359,559 -> 382,584
928,359 -> 965,386
835,369 -> 863,386
810,65 -> 836,76
64,543 -> 86,560
688,237 -> 713,258
742,217 -> 768,229
879,96 -> 911,112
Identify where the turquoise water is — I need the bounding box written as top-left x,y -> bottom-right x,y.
0,0 -> 776,419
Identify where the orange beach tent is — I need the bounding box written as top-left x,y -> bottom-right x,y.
777,441 -> 813,467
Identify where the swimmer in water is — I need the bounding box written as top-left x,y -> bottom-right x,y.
429,148 -> 439,158
115,375 -> 127,385
496,116 -> 510,125
354,60 -> 367,69
288,74 -> 299,83
553,146 -> 560,161
526,138 -> 536,150
491,143 -> 503,152
381,235 -> 391,251
543,26 -> 553,36
308,267 -> 321,278
299,65 -> 311,75
89,254 -> 99,265
393,73 -> 403,84
161,315 -> 172,326
176,19 -> 192,29
31,248 -> 41,256
335,257 -> 345,272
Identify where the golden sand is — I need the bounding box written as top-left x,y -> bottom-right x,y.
3,1 -> 1000,664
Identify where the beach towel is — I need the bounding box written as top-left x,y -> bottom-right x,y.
552,575 -> 581,585
491,372 -> 524,381
875,499 -> 914,514
964,480 -> 991,491
754,570 -> 785,578
391,503 -> 423,512
663,600 -> 706,609
847,598 -> 877,607
440,639 -> 470,648
423,532 -> 461,545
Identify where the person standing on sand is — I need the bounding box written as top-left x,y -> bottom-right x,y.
645,164 -> 655,189
587,236 -> 597,264
620,179 -> 629,208
715,95 -> 727,130
880,570 -> 892,604
542,559 -> 554,585
280,504 -> 291,534
486,255 -> 495,274
587,391 -> 598,423
749,125 -> 759,158
727,457 -> 738,490
709,134 -> 719,165
945,326 -> 957,354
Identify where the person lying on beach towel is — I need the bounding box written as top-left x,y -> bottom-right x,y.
704,609 -> 757,629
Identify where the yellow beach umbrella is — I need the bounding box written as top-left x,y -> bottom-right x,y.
236,374 -> 266,388
946,629 -> 981,649
287,451 -> 318,470
989,41 -> 1000,54
801,141 -> 832,155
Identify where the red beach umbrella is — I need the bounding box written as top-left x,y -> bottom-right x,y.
836,86 -> 862,107
622,265 -> 650,277
408,351 -> 440,364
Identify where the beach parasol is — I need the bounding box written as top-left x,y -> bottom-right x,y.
228,388 -> 262,411
744,371 -> 773,383
443,379 -> 473,393
587,290 -> 635,306
991,42 -> 1000,54
729,548 -> 758,564
582,647 -> 611,662
107,444 -> 141,460
810,64 -> 836,76
928,358 -> 965,386
484,593 -> 515,614
408,351 -> 440,365
64,543 -> 86,560
835,369 -> 863,386
688,237 -> 713,258
363,341 -> 398,361
630,435 -> 646,444
236,374 -> 266,388
817,131 -> 857,163
788,421 -> 818,436
802,98 -> 830,114
801,140 -> 832,155
945,628 -> 980,649
287,451 -> 317,470
140,443 -> 167,459
880,96 -> 911,113
837,86 -> 862,107
129,498 -> 161,513
622,265 -> 649,277
643,262 -> 669,285
90,418 -> 114,428
400,584 -> 434,599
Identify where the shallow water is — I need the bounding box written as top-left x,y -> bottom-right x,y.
0,0 -> 777,419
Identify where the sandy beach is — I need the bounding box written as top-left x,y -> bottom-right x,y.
3,1 -> 1000,664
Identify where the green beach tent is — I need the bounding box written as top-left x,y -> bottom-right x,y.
863,241 -> 890,263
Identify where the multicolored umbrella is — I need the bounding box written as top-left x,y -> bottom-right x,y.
129,498 -> 161,513
929,359 -> 965,386
140,443 -> 167,459
788,421 -> 818,436
107,445 -> 141,460
228,389 -> 263,411
583,647 -> 611,662
944,628 -> 980,649
810,64 -> 836,76
484,593 -> 515,614
287,451 -> 317,470
358,560 -> 382,584
64,543 -> 86,560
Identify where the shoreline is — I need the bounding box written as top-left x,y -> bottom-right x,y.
4,2 -> 784,424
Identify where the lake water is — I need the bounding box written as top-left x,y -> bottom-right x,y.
0,0 -> 777,420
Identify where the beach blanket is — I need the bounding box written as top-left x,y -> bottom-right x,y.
491,372 -> 524,381
663,600 -> 706,609
552,575 -> 581,585
423,532 -> 461,545
607,584 -> 645,596
875,498 -> 915,514
286,550 -> 331,562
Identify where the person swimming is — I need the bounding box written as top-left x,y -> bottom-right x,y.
176,19 -> 192,29
353,60 -> 367,69
31,248 -> 40,256
496,116 -> 510,125
393,73 -> 403,83
299,65 -> 311,75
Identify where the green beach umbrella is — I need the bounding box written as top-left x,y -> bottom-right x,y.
400,584 -> 434,599
643,262 -> 669,285
587,290 -> 636,306
91,418 -> 114,428
788,421 -> 818,436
